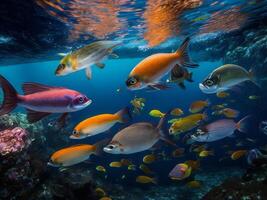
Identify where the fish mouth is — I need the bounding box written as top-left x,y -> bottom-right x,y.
103,146 -> 112,153
199,83 -> 216,94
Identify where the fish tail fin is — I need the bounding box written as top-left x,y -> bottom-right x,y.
209,150 -> 215,156
151,177 -> 158,184
157,110 -> 178,148
175,37 -> 198,68
93,139 -> 110,156
0,75 -> 18,115
116,107 -> 132,123
236,115 -> 252,133
186,72 -> 194,82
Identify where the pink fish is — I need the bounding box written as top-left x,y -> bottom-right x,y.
0,75 -> 92,123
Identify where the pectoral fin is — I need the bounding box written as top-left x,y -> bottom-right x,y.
26,109 -> 51,123
95,63 -> 105,69
85,67 -> 92,79
147,83 -> 169,90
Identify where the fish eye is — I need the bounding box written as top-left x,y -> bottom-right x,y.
206,79 -> 214,86
108,145 -> 115,149
127,77 -> 137,86
72,130 -> 77,134
78,97 -> 84,103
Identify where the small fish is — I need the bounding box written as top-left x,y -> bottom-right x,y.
104,113 -> 175,154
109,161 -> 122,168
191,116 -> 250,142
199,64 -> 258,94
167,64 -> 194,90
169,113 -> 207,135
216,91 -> 230,98
211,104 -> 226,110
190,144 -> 207,153
0,75 -> 91,123
189,100 -> 209,113
55,40 -> 120,79
95,187 -> 106,197
120,159 -> 132,166
126,37 -> 198,90
218,108 -> 240,118
70,108 -> 130,139
248,95 -> 260,100
143,154 -> 157,164
169,163 -> 192,180
184,160 -> 200,171
136,175 -> 157,184
139,164 -> 154,174
187,180 -> 202,189
149,109 -> 165,118
99,197 -> 112,200
230,150 -> 247,160
96,165 -> 106,173
199,150 -> 214,157
172,148 -> 185,158
127,164 -> 137,171
247,148 -> 263,165
48,142 -> 103,167
170,108 -> 184,116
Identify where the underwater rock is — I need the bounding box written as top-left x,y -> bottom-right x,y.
0,127 -> 30,155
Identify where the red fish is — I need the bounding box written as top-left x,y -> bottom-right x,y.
0,75 -> 92,123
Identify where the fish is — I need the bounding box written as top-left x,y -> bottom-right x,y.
149,109 -> 165,118
126,37 -> 198,90
184,160 -> 200,171
103,112 -> 176,154
199,64 -> 258,94
127,164 -> 137,171
211,104 -> 227,110
248,95 -> 260,100
189,100 -> 209,113
169,113 -> 207,135
120,159 -> 132,166
55,40 -> 120,79
95,187 -> 106,197
166,64 -> 194,90
136,175 -> 157,184
139,164 -> 154,174
70,108 -> 130,139
99,197 -> 112,200
189,144 -> 207,153
187,180 -> 202,189
172,148 -> 185,158
109,161 -> 122,168
0,75 -> 91,123
191,116 -> 250,142
247,148 -> 264,165
170,108 -> 184,116
216,108 -> 240,118
143,154 -> 157,164
48,142 -> 104,167
169,163 -> 192,180
199,150 -> 214,157
216,91 -> 230,98
96,165 -> 106,173
230,150 -> 247,160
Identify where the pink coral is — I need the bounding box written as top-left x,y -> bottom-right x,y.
0,127 -> 30,155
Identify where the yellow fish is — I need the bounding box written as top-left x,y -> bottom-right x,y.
248,95 -> 260,100
187,180 -> 202,188
149,109 -> 165,118
189,100 -> 209,113
230,150 -> 247,160
171,108 -> 184,116
139,164 -> 154,174
136,175 -> 157,184
96,165 -> 106,173
95,187 -> 106,197
216,91 -> 230,98
169,113 -> 207,135
143,154 -> 157,164
48,143 -> 102,167
71,108 -> 130,139
199,150 -> 214,157
218,108 -> 240,118
109,161 -> 122,168
100,197 -> 112,200
127,164 -> 137,171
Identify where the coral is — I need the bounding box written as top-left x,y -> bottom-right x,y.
0,127 -> 30,155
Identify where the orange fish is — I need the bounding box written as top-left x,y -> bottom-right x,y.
126,37 -> 198,90
219,108 -> 239,118
70,108 -> 130,139
48,142 -> 104,167
230,150 -> 247,160
189,100 -> 209,113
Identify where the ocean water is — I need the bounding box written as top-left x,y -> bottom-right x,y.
1,0 -> 267,200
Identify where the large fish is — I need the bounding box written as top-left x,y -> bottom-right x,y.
70,108 -> 130,139
0,75 -> 91,123
103,113 -> 175,154
55,40 -> 120,79
199,64 -> 257,94
126,37 -> 198,90
191,116 -> 250,142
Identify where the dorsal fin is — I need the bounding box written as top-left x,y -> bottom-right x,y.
22,82 -> 57,95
